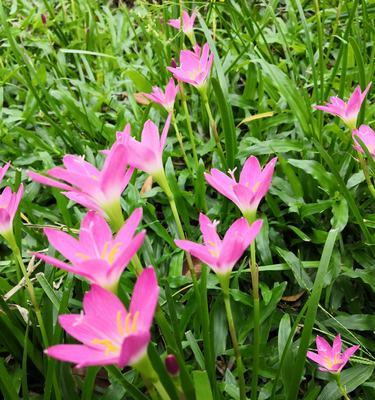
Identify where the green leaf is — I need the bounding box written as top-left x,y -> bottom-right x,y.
193,371 -> 214,400
318,366 -> 374,400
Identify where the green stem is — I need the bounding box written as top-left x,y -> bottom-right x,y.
154,169 -> 198,285
179,83 -> 199,171
134,355 -> 171,400
103,200 -> 125,233
200,90 -> 227,169
244,212 -> 260,400
219,275 -> 246,400
4,231 -> 49,347
358,154 -> 375,199
335,373 -> 350,400
171,112 -> 193,174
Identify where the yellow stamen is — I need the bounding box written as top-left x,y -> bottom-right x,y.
75,252 -> 90,260
100,241 -> 123,264
125,313 -> 132,334
116,311 -> 124,336
252,181 -> 260,193
91,339 -> 119,355
131,311 -> 140,333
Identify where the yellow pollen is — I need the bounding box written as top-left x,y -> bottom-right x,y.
207,240 -> 217,247
91,339 -> 119,355
252,182 -> 261,193
100,242 -> 123,264
208,249 -> 219,258
125,313 -> 132,334
131,311 -> 140,333
75,252 -> 90,260
91,174 -> 99,181
116,311 -> 125,336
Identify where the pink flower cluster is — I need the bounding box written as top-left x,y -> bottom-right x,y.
315,83 -> 374,158
0,7 -> 363,384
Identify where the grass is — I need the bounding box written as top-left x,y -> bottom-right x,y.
0,0 -> 374,399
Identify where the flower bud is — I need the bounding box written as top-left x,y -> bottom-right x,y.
165,354 -> 179,377
41,14 -> 47,25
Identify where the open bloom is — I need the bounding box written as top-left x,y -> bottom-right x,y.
0,162 -> 10,182
175,213 -> 263,275
0,163 -> 23,235
45,267 -> 159,368
168,10 -> 197,35
115,115 -> 171,176
352,125 -> 375,158
28,144 -> 133,220
315,83 -> 372,129
205,156 -> 277,216
167,43 -> 213,89
307,335 -> 359,373
35,209 -> 145,291
143,79 -> 179,113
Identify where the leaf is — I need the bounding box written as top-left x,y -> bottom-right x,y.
193,371 -> 214,400
276,247 -> 313,290
288,159 -> 335,194
318,365 -> 374,400
237,111 -> 274,126
211,77 -> 237,169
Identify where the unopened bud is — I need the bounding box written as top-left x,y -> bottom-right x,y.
165,354 -> 179,377
41,14 -> 47,25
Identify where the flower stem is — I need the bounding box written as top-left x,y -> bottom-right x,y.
200,89 -> 227,169
171,112 -> 193,174
244,212 -> 260,400
155,170 -> 197,284
134,355 -> 171,400
334,373 -> 350,400
358,154 -> 375,200
179,83 -> 199,172
104,200 -> 125,233
4,231 -> 49,348
219,275 -> 246,400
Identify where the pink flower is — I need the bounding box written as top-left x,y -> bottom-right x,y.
175,213 -> 263,275
115,115 -> 171,176
168,10 -> 197,35
315,83 -> 372,129
35,209 -> 145,291
352,124 -> 375,158
45,267 -> 159,368
205,156 -> 277,215
28,144 -> 133,219
307,335 -> 359,373
143,79 -> 179,113
167,43 -> 214,89
0,162 -> 10,182
0,162 -> 23,235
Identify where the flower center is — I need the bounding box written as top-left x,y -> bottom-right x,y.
116,310 -> 140,336
91,338 -> 120,355
100,241 -> 123,264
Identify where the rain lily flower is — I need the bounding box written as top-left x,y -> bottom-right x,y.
175,213 -> 263,276
205,156 -> 277,217
143,79 -> 179,113
0,163 -> 23,236
35,209 -> 145,292
167,43 -> 214,89
28,144 -> 133,226
45,267 -> 159,368
315,82 -> 372,129
168,10 -> 197,37
0,162 -> 10,182
307,335 -> 359,373
115,115 -> 171,177
352,124 -> 375,158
